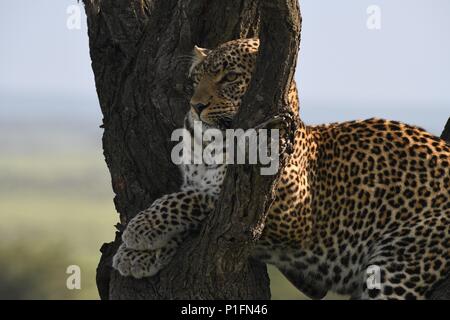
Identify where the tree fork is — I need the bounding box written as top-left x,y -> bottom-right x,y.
83,0 -> 301,300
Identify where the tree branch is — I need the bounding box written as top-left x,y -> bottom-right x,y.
440,117 -> 450,143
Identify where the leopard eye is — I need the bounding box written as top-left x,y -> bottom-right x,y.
222,72 -> 239,83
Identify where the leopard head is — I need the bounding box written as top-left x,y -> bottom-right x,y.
188,38 -> 260,129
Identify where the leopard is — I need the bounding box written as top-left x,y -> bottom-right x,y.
112,38 -> 450,300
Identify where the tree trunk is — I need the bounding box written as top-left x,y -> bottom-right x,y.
83,0 -> 301,300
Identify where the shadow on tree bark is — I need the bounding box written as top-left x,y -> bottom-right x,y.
83,0 -> 301,299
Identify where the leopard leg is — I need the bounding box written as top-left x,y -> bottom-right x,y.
279,268 -> 329,300
122,190 -> 215,250
113,234 -> 184,278
358,225 -> 449,300
359,258 -> 436,300
251,245 -> 329,299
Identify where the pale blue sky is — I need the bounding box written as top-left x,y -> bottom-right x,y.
0,0 -> 449,134
300,0 -> 450,103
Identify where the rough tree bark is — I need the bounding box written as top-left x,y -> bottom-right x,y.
83,0 -> 301,299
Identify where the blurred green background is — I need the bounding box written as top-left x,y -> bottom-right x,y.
0,112 -> 117,299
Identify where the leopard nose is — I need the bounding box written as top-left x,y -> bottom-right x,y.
191,103 -> 208,115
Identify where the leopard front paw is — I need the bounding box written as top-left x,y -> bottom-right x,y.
121,215 -> 167,251
112,244 -> 167,279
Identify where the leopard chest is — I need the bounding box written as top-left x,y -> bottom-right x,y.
181,163 -> 226,196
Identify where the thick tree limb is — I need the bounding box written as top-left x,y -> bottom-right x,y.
441,117 -> 450,143
84,0 -> 301,299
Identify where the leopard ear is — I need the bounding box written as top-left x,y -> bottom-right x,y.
189,45 -> 209,76
193,45 -> 209,59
